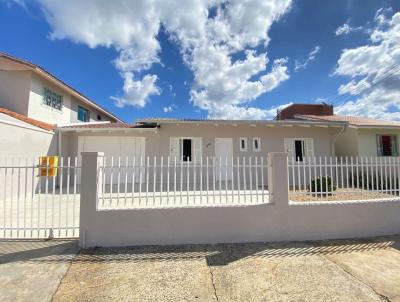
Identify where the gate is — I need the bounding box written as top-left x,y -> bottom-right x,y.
0,157 -> 80,238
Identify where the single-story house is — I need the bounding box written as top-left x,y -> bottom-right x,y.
57,118 -> 346,162
277,103 -> 400,158
295,115 -> 400,158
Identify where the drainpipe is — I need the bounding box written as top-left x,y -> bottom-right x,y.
57,127 -> 62,188
331,123 -> 348,157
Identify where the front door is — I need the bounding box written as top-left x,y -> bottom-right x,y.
215,138 -> 233,181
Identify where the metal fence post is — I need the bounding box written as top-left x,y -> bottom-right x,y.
79,152 -> 104,248
268,152 -> 289,205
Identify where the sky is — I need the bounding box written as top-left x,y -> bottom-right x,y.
0,0 -> 399,123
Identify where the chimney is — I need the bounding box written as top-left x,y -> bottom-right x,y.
276,103 -> 333,120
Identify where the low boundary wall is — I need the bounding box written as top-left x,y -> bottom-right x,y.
79,152 -> 400,247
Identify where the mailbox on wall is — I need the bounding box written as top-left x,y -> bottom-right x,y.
39,156 -> 58,177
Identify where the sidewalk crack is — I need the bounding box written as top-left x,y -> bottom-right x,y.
321,255 -> 391,302
207,265 -> 219,302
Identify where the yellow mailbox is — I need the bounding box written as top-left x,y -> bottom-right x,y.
39,156 -> 59,177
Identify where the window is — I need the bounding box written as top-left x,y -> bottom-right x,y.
294,140 -> 305,161
78,106 -> 90,122
43,87 -> 62,111
377,135 -> 398,156
253,138 -> 261,152
170,137 -> 202,162
284,138 -> 314,161
97,114 -> 102,120
240,137 -> 247,151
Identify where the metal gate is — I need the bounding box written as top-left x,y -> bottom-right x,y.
0,157 -> 80,238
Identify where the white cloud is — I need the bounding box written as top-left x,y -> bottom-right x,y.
111,73 -> 160,108
33,0 -> 292,118
163,106 -> 174,113
209,102 -> 292,120
335,21 -> 362,36
334,9 -> 400,120
294,45 -> 321,71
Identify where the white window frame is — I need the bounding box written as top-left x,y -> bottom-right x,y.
284,138 -> 314,162
253,137 -> 261,152
170,137 -> 202,162
239,137 -> 248,152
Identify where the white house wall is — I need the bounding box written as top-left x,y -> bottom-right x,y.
28,73 -> 73,124
0,120 -> 56,158
26,74 -> 111,125
334,127 -> 359,157
0,70 -> 31,115
64,123 -> 340,159
357,128 -> 400,157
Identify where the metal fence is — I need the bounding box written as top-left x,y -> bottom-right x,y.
0,157 -> 80,238
98,156 -> 270,209
288,156 -> 400,202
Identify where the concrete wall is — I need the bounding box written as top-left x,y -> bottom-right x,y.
357,128 -> 400,157
335,127 -> 400,158
79,152 -> 400,247
28,74 -> 109,124
0,70 -> 31,115
65,123 -> 340,159
335,128 -> 359,157
0,116 -> 56,158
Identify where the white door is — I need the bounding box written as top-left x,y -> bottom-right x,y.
77,136 -> 145,184
215,138 -> 233,181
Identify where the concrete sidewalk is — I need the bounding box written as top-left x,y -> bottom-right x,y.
1,236 -> 400,301
0,239 -> 79,302
53,236 -> 400,302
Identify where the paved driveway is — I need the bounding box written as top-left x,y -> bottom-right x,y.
1,236 -> 400,301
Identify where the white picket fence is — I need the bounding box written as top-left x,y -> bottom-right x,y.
2,154 -> 400,239
98,156 -> 270,209
0,157 -> 80,238
288,156 -> 400,202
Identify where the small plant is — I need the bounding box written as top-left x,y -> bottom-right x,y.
309,176 -> 336,196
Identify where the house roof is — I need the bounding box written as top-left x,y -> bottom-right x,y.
0,108 -> 54,131
136,117 -> 345,127
0,52 -> 124,123
58,122 -> 158,131
295,114 -> 400,128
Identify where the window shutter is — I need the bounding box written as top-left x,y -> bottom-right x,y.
284,138 -> 294,160
305,138 -> 314,159
376,135 -> 382,156
193,138 -> 202,162
170,137 -> 180,161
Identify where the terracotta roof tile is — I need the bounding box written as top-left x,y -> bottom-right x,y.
296,114 -> 400,127
0,108 -> 54,131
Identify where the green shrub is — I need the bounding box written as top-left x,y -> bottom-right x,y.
309,176 -> 336,195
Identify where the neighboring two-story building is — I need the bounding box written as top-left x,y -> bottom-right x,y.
0,52 -> 123,158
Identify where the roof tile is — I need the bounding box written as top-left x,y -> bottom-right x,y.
0,108 -> 54,131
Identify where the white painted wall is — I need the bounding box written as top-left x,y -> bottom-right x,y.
63,123 -> 340,159
0,70 -> 31,115
28,74 -> 73,124
335,128 -> 359,157
0,114 -> 56,158
79,152 -> 400,247
28,75 -> 111,124
357,128 -> 400,157
335,127 -> 400,157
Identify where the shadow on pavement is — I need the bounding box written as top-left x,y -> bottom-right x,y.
0,239 -> 79,264
70,235 -> 400,266
0,235 -> 398,266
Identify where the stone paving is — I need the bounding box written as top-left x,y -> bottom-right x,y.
1,236 -> 400,301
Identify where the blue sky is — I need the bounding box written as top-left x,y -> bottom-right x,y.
0,0 -> 399,122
